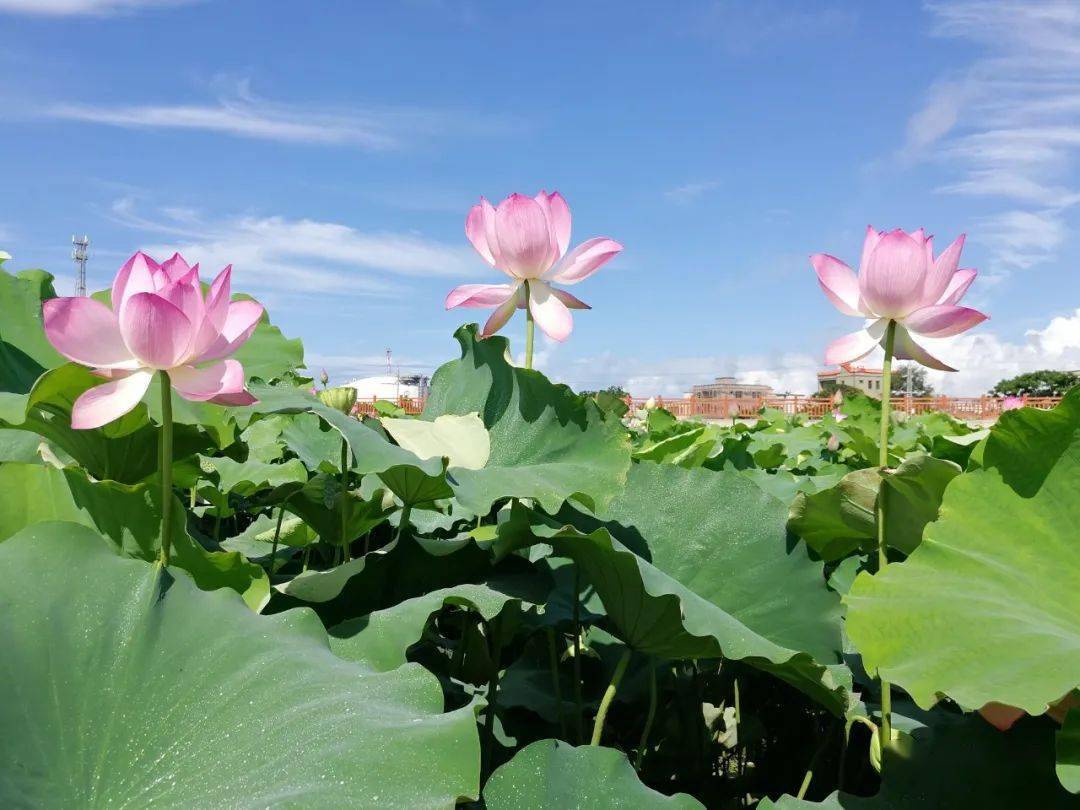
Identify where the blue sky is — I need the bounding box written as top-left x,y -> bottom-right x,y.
2,0 -> 1078,395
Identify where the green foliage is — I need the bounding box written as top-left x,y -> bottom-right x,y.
0,523 -> 481,807
990,368 -> 1079,397
0,269 -> 1074,808
484,740 -> 704,808
846,390 -> 1080,715
889,363 -> 934,396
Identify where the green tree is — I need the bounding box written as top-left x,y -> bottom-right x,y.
580,385 -> 630,399
990,370 -> 1079,397
891,363 -> 934,396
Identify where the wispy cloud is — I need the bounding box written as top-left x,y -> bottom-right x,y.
695,1 -> 856,56
43,78 -> 519,151
902,1 -> 1080,276
108,197 -> 477,300
663,180 -> 721,204
0,0 -> 197,15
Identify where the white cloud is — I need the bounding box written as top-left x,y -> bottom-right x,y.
663,180 -> 721,204
0,0 -> 196,15
541,309 -> 1080,398
44,78 -> 517,151
919,307 -> 1080,394
110,197 -> 476,299
904,1 -> 1080,274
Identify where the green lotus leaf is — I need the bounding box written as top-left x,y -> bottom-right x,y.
9,364 -> 215,483
204,455 -> 309,496
329,582 -> 531,672
281,411 -> 349,472
0,266 -> 63,413
788,453 -> 960,561
383,412 -> 491,470
238,414 -> 289,462
0,462 -> 268,610
421,325 -> 631,515
501,466 -> 849,714
757,715 -> 1074,808
229,308 -> 305,381
483,739 -> 703,809
0,522 -> 480,808
245,383 -> 443,479
0,428 -> 46,463
846,391 -> 1080,715
284,472 -> 391,548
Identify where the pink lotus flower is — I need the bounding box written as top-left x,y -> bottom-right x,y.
1002,395 -> 1024,411
811,227 -> 988,371
445,192 -> 622,341
44,252 -> 262,429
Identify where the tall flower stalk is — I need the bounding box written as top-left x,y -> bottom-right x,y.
811,227 -> 988,764
158,371 -> 175,565
875,320 -> 896,746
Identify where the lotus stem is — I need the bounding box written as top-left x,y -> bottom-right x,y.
797,768 -> 813,800
545,627 -> 568,739
395,503 -> 412,543
572,565 -> 585,743
267,507 -> 286,575
524,280 -> 535,370
877,319 -> 897,758
483,620 -> 503,773
158,371 -> 174,567
339,437 -> 352,560
591,647 -> 631,746
634,661 -> 658,770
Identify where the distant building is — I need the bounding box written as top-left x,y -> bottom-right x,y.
691,376 -> 774,400
817,364 -> 885,399
344,374 -> 429,401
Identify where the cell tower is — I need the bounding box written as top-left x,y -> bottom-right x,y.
385,348 -> 393,375
71,235 -> 90,297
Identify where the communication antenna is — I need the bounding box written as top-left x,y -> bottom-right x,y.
385,348 -> 392,375
72,235 -> 90,297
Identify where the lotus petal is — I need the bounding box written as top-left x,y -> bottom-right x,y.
545,237 -> 622,285
118,292 -> 194,369
811,253 -> 863,316
494,193 -> 558,279
892,323 -> 957,371
43,297 -> 135,369
528,281 -> 573,342
860,230 -> 928,318
171,359 -> 255,405
903,304 -> 988,338
70,369 -> 155,429
445,283 -> 518,309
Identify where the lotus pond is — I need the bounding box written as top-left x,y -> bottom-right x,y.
0,236 -> 1076,809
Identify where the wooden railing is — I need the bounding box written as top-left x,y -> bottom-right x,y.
352,396 -> 426,417
625,395 -> 1063,421
348,394 -> 1063,421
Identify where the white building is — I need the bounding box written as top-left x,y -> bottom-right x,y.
343,374 -> 429,402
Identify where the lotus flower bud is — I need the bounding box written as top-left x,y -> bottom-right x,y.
644,397 -> 657,410
318,385 -> 357,415
320,368 -> 330,387
826,434 -> 840,453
